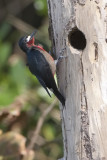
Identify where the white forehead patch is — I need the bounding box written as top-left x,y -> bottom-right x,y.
26,36 -> 31,42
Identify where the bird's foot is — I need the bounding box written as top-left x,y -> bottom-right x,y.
59,47 -> 66,55
55,48 -> 67,65
55,56 -> 67,65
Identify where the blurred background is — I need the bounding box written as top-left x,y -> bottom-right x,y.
0,0 -> 63,159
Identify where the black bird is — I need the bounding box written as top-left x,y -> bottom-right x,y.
18,31 -> 65,106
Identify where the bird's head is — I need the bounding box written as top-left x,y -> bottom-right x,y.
18,30 -> 37,52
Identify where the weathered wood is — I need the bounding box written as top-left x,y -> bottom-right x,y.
47,0 -> 107,160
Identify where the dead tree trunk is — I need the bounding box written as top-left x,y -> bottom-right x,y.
47,0 -> 107,160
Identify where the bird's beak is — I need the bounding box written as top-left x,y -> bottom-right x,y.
26,30 -> 37,42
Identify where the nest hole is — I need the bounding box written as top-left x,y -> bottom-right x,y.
68,28 -> 87,50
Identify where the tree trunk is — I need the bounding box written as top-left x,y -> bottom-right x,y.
47,0 -> 107,160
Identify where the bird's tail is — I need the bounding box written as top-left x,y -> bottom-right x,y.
53,89 -> 65,106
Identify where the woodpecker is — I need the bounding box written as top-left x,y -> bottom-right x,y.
18,30 -> 65,106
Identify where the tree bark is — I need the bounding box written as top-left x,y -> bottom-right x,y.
47,0 -> 107,160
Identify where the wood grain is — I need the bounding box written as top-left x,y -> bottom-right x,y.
47,0 -> 107,159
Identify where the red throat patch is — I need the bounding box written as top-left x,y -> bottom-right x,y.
27,37 -> 34,46
27,37 -> 46,52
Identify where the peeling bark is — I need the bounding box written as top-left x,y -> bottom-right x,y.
47,0 -> 107,159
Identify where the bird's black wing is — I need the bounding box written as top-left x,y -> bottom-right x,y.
27,48 -> 65,106
27,49 -> 58,95
36,75 -> 51,97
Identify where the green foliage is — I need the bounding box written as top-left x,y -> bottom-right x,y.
0,23 -> 11,40
9,60 -> 29,90
42,123 -> 56,140
34,0 -> 48,16
0,87 -> 17,106
0,0 -> 63,159
0,42 -> 12,68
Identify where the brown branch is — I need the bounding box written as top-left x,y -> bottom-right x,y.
40,137 -> 62,148
6,14 -> 35,34
27,98 -> 58,150
0,0 -> 33,22
0,92 -> 29,115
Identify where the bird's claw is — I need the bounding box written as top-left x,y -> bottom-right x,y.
55,47 -> 67,65
59,47 -> 66,56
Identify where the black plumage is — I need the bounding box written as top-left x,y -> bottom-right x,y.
18,35 -> 65,106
